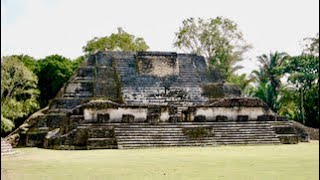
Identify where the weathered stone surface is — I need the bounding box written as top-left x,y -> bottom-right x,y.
1,138 -> 15,156
216,115 -> 228,122
237,115 -> 249,122
278,135 -> 299,144
273,126 -> 297,134
194,115 -> 206,122
25,128 -> 48,147
182,127 -> 214,138
257,115 -> 275,121
210,98 -> 269,108
97,113 -> 110,123
122,114 -> 135,123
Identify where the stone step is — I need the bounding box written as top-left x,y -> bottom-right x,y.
118,140 -> 279,146
117,138 -> 279,144
1,147 -> 13,150
115,132 -> 277,137
88,138 -> 115,141
1,139 -> 15,156
81,125 -> 277,131
113,121 -> 280,149
115,124 -> 274,128
87,138 -> 118,149
118,141 -> 215,145
118,143 -> 216,149
116,136 -> 214,140
120,141 -> 280,148
116,133 -> 278,139
116,129 -> 275,132
79,121 -> 277,126
117,139 -> 216,143
114,131 -> 276,135
216,141 -> 280,145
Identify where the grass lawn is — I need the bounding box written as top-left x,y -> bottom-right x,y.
1,141 -> 319,180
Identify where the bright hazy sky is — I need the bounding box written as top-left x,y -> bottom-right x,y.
2,0 -> 319,74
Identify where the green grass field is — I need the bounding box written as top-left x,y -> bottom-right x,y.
1,141 -> 319,180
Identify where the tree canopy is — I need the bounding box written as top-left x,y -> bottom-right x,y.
174,17 -> 251,79
1,56 -> 40,133
83,27 -> 149,54
36,55 -> 77,107
281,54 -> 319,127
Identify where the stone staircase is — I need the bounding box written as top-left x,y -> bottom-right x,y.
213,122 -> 281,145
114,121 -> 280,149
1,138 -> 15,156
270,121 -> 300,143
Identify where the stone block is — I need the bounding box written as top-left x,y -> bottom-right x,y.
237,115 -> 249,122
88,129 -> 114,138
77,67 -> 94,79
169,115 -> 180,123
274,126 -> 297,134
147,114 -> 160,124
97,113 -> 110,123
71,128 -> 88,146
194,115 -> 206,122
278,135 -> 299,144
257,115 -> 275,121
122,114 -> 135,123
45,114 -> 65,128
216,115 -> 228,122
26,129 -> 48,147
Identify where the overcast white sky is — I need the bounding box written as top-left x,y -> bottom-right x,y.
1,0 -> 319,74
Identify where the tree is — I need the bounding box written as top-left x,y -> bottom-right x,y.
227,73 -> 254,96
277,87 -> 301,121
174,17 -> 251,79
282,55 -> 319,127
250,52 -> 289,111
83,27 -> 149,54
302,33 -> 319,56
9,54 -> 38,72
280,33 -> 319,127
36,55 -> 75,107
1,57 -> 40,133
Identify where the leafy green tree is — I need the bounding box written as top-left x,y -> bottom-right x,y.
72,56 -> 86,69
282,55 -> 319,127
250,52 -> 289,111
249,81 -> 275,110
279,34 -> 319,127
277,87 -> 300,121
1,57 -> 40,133
227,73 -> 253,96
9,54 -> 38,72
174,17 -> 251,79
36,55 -> 75,107
83,27 -> 149,54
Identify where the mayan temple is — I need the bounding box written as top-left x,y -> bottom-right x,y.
12,51 -> 303,150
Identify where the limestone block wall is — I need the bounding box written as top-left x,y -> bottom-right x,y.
194,107 -> 275,121
49,51 -> 240,112
77,98 -> 275,124
114,52 -> 215,106
83,108 -> 148,123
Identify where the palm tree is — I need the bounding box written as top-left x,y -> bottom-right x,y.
257,52 -> 289,93
228,73 -> 254,96
249,52 -> 289,112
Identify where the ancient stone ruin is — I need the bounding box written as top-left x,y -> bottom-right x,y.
1,138 -> 15,156
13,51 -> 303,149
